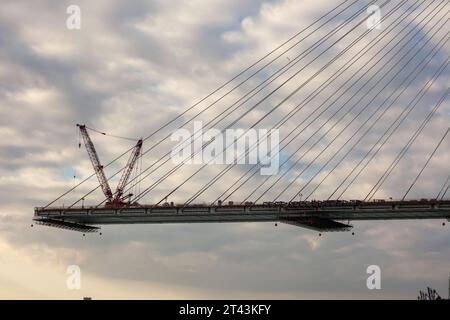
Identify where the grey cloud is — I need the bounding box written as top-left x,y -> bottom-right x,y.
0,0 -> 450,299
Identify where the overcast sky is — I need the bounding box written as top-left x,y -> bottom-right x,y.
0,0 -> 450,299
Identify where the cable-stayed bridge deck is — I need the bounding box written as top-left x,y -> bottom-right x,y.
33,2 -> 450,234
34,200 -> 450,233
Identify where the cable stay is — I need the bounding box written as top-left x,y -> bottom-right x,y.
33,0 -> 450,233
263,11 -> 450,203
441,180 -> 450,200
83,0 -> 382,209
93,0 -> 377,207
436,175 -> 450,200
329,62 -> 450,201
134,0 -> 395,205
181,0 -> 448,205
212,0 -> 433,204
402,127 -> 450,200
305,60 -> 449,201
40,0 -> 450,215
365,88 -> 450,201
45,0 -> 358,209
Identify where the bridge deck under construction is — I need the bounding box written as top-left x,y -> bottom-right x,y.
34,200 -> 450,233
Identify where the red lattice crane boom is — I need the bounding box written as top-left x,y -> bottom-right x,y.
77,124 -> 113,202
115,138 -> 143,202
77,124 -> 143,207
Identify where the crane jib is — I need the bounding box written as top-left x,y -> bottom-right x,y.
77,124 -> 143,208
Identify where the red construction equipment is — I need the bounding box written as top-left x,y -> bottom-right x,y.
77,124 -> 143,208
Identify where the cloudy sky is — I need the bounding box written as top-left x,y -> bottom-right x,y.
1,0 -> 450,299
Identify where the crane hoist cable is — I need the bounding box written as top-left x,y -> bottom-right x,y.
84,125 -> 140,142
